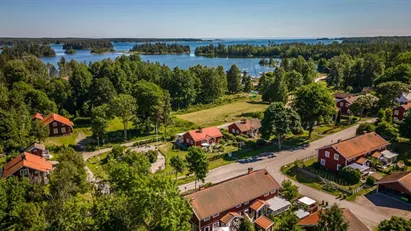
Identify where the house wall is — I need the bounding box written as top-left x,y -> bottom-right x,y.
29,148 -> 43,157
197,192 -> 278,231
183,133 -> 222,147
9,167 -> 48,184
228,124 -> 247,136
379,182 -> 411,196
317,147 -> 346,172
393,107 -> 407,122
48,121 -> 72,136
336,100 -> 350,115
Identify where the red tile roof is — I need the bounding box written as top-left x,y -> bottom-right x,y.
298,211 -> 319,226
32,113 -> 44,120
334,93 -> 354,99
376,171 -> 411,194
371,151 -> 382,158
186,127 -> 222,142
185,169 -> 281,220
41,113 -> 74,127
250,199 -> 267,211
356,157 -> 368,165
220,212 -> 241,225
254,216 -> 274,230
232,119 -> 261,133
330,132 -> 389,159
2,152 -> 53,178
399,103 -> 411,110
343,96 -> 359,104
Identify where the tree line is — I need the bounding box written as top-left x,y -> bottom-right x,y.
130,43 -> 190,54
62,40 -> 114,50
1,43 -> 55,58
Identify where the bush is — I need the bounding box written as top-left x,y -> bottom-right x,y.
366,175 -> 376,186
340,166 -> 361,185
323,182 -> 336,192
406,159 -> 411,166
256,139 -> 267,146
250,111 -> 264,119
145,150 -> 158,163
221,130 -> 236,141
356,122 -> 376,135
219,139 -> 226,145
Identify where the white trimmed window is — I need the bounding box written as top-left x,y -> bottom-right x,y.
53,128 -> 58,134
204,217 -> 210,222
61,127 -> 66,133
212,213 -> 219,218
337,164 -> 341,171
53,122 -> 57,127
270,190 -> 276,194
236,204 -> 241,208
320,159 -> 326,166
190,140 -> 193,144
264,193 -> 269,197
394,110 -> 399,115
232,128 -> 235,133
213,222 -> 219,228
244,201 -> 249,205
236,130 -> 240,134
339,102 -> 344,107
204,226 -> 210,231
20,169 -> 29,176
345,103 -> 349,107
186,138 -> 190,143
325,151 -> 330,158
334,154 -> 339,161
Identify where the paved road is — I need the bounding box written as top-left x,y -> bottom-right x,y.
179,122 -> 389,228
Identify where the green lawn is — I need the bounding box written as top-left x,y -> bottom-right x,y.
44,127 -> 92,147
86,152 -> 110,180
177,99 -> 268,127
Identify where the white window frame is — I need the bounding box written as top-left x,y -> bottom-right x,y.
345,103 -> 349,107
204,226 -> 210,231
264,193 -> 269,197
325,151 -> 330,158
320,159 -> 326,166
20,169 -> 29,176
212,213 -> 219,218
270,190 -> 276,194
394,110 -> 399,115
186,138 -> 190,143
236,130 -> 240,134
334,154 -> 339,161
53,122 -> 57,127
204,217 -> 210,222
190,140 -> 193,144
244,201 -> 249,205
236,204 -> 241,208
232,128 -> 235,133
53,128 -> 58,134
339,102 -> 344,107
213,222 -> 219,228
61,127 -> 66,133
337,164 -> 341,171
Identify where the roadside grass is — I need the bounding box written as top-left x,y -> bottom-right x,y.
44,127 -> 92,147
177,99 -> 268,127
86,152 -> 110,180
345,186 -> 376,201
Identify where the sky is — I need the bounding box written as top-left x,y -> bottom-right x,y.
0,0 -> 411,38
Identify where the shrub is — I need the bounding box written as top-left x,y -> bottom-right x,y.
323,182 -> 336,192
145,150 -> 158,163
256,139 -> 266,146
221,130 -> 236,141
219,139 -> 226,145
366,175 -> 376,186
356,122 -> 376,135
406,159 -> 411,166
250,111 -> 264,119
340,166 -> 361,185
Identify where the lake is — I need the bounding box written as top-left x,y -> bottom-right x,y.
40,39 -> 340,74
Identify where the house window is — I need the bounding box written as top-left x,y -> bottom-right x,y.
394,110 -> 399,115
190,140 -> 193,144
204,226 -> 210,231
53,122 -> 57,127
334,154 -> 339,161
213,222 -> 219,229
204,217 -> 210,222
337,164 -> 341,171
270,190 -> 276,194
264,193 -> 269,197
325,151 -> 330,158
186,138 -> 190,143
236,204 -> 241,208
321,159 -> 326,166
236,130 -> 240,134
53,128 -> 58,134
347,109 -> 351,114
61,127 -> 66,133
244,201 -> 249,205
345,103 -> 349,107
339,102 -> 344,107
212,213 -> 219,218
20,169 -> 29,176
231,128 -> 235,133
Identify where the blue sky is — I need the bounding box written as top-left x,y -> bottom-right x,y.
0,0 -> 410,38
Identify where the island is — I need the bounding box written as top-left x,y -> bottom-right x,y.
90,47 -> 115,54
129,42 -> 190,54
64,47 -> 76,55
258,57 -> 279,67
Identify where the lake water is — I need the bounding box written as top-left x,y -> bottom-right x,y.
40,39 -> 339,74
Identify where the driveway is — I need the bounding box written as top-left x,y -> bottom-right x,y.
179,123 -> 391,228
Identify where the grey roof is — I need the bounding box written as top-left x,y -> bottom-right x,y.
266,197 -> 291,212
381,150 -> 399,159
347,163 -> 370,172
294,209 -> 310,219
25,143 -> 46,151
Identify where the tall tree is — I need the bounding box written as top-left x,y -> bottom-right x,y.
69,63 -> 93,115
91,104 -> 112,146
260,102 -> 301,149
294,83 -> 336,138
169,67 -> 196,108
161,91 -> 173,134
378,216 -> 411,231
327,55 -> 352,89
400,112 -> 411,140
316,204 -> 348,231
349,94 -> 378,119
285,70 -> 304,92
279,180 -> 299,201
110,94 -> 137,140
226,64 -> 242,93
30,119 -> 49,143
89,77 -> 117,108
243,74 -> 253,93
239,218 -> 255,231
186,147 -> 209,191
273,211 -> 302,231
375,81 -> 409,107
263,67 -> 288,103
170,156 -> 186,180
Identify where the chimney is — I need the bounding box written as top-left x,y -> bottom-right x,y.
198,127 -> 203,133
21,153 -> 26,160
363,130 -> 367,135
242,118 -> 247,124
248,167 -> 253,174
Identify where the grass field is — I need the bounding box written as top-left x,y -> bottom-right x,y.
177,100 -> 268,127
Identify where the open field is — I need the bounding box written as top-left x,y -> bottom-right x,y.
177,100 -> 268,127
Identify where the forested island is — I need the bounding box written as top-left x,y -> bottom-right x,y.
90,47 -> 115,54
62,40 -> 114,50
130,42 -> 190,54
258,57 -> 279,67
64,47 -> 76,54
0,42 -> 55,58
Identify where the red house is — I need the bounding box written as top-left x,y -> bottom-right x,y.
33,113 -> 74,136
183,127 -> 223,147
185,169 -> 282,231
393,103 -> 411,122
317,132 -> 389,172
376,171 -> 411,197
228,119 -> 261,138
2,152 -> 53,184
336,95 -> 358,115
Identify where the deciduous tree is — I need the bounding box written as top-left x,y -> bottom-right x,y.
186,147 -> 209,190
316,204 -> 348,231
279,180 -> 299,201
110,94 -> 136,140
170,156 -> 186,180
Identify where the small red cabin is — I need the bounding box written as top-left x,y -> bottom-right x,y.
183,127 -> 223,147
393,103 -> 411,122
33,113 -> 74,136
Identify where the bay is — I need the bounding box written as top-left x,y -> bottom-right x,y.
40,39 -> 339,74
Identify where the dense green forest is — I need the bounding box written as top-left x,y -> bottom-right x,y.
62,40 -> 114,50
340,36 -> 411,44
90,47 -> 115,54
1,43 -> 55,58
130,43 -> 190,54
64,47 -> 76,55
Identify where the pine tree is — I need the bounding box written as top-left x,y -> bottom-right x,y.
227,64 -> 241,93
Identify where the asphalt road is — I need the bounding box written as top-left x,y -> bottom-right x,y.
179,122 -> 390,228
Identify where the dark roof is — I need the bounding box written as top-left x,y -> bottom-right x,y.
185,169 -> 281,220
232,119 -> 261,132
376,171 -> 411,194
334,92 -> 354,99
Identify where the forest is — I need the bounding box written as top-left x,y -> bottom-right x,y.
130,42 -> 191,54
1,43 -> 55,58
62,40 -> 114,50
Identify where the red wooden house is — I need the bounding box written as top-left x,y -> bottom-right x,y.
33,113 -> 74,136
185,169 -> 282,231
1,152 -> 53,184
336,95 -> 358,116
376,171 -> 411,197
317,132 -> 389,172
228,119 -> 261,138
183,127 -> 223,147
393,103 -> 411,122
